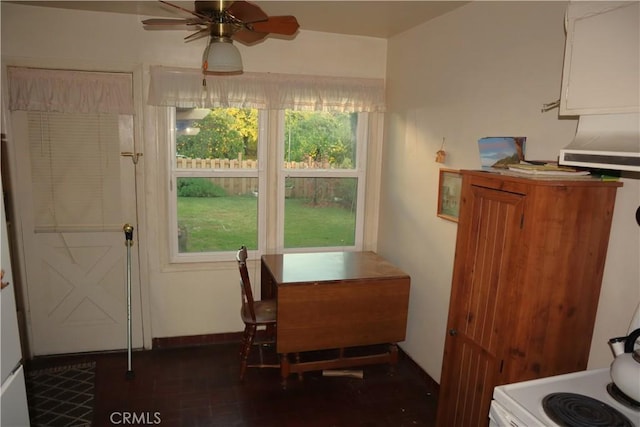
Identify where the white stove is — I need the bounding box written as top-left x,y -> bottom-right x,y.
490,368 -> 640,426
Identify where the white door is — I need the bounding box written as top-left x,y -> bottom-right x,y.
9,110 -> 144,356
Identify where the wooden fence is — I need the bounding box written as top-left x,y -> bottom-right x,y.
176,156 -> 347,202
175,156 -> 331,170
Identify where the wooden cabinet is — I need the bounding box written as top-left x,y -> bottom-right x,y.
435,171 -> 622,427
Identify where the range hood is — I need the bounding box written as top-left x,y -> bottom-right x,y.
557,1 -> 639,172
559,113 -> 640,172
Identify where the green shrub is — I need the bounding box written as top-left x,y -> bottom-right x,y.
177,178 -> 226,197
333,178 -> 357,209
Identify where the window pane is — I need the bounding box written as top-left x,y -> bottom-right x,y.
176,177 -> 258,253
284,111 -> 357,169
284,177 -> 357,248
172,107 -> 259,257
176,108 -> 258,164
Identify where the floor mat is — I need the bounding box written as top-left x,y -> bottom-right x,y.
26,362 -> 95,427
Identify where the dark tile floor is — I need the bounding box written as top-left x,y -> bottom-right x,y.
26,342 -> 439,427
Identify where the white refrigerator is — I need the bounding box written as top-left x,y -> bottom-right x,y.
0,172 -> 30,426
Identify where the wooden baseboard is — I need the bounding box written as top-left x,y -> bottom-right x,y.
152,332 -> 243,349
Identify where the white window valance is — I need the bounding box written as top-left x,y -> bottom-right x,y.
7,66 -> 134,115
147,66 -> 386,112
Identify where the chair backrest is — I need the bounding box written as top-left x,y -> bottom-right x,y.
236,246 -> 256,322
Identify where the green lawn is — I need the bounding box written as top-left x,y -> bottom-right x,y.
177,196 -> 355,252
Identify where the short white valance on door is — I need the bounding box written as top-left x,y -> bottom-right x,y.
7,66 -> 133,114
147,65 -> 386,112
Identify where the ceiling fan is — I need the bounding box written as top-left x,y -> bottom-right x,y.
142,0 -> 300,75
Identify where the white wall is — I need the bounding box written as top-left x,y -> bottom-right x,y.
381,0 -> 640,382
0,3 -> 387,344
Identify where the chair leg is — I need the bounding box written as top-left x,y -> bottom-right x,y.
239,325 -> 250,359
239,324 -> 256,382
239,330 -> 246,359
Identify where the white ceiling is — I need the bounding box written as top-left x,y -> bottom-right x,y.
6,1 -> 469,38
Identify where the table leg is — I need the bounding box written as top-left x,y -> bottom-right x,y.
280,353 -> 290,389
296,353 -> 303,381
389,343 -> 398,375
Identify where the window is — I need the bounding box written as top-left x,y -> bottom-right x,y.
280,110 -> 366,250
169,108 -> 263,261
27,111 -> 125,232
6,67 -> 135,233
168,108 -> 368,261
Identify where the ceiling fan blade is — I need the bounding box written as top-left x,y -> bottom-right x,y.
227,0 -> 268,23
142,18 -> 204,26
184,28 -> 211,42
232,29 -> 268,44
250,16 -> 299,36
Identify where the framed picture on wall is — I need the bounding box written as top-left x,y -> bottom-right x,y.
437,169 -> 462,222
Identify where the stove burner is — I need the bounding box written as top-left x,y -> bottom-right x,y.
608,383 -> 640,411
542,392 -> 633,427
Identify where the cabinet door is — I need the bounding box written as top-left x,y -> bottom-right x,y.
560,1 -> 639,114
436,185 -> 525,427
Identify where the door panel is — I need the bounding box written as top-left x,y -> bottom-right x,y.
441,335 -> 498,427
28,232 -> 142,354
10,111 -> 143,355
436,185 -> 525,427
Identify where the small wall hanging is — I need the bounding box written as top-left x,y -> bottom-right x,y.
437,168 -> 462,222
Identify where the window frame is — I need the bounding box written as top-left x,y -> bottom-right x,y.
275,110 -> 368,253
167,108 -> 267,263
166,108 -> 369,263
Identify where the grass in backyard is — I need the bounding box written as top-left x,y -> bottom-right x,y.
177,196 -> 355,252
284,198 -> 356,248
177,195 -> 258,252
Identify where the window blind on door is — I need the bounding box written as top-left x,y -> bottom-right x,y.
27,112 -> 123,232
7,67 -> 134,233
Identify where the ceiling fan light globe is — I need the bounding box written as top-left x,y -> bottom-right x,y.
203,38 -> 243,75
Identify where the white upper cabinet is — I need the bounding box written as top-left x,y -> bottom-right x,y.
560,1 -> 639,115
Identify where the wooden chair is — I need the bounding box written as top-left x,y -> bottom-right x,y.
236,246 -> 279,381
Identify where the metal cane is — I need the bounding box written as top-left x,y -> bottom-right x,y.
123,224 -> 135,380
